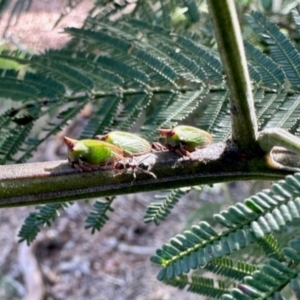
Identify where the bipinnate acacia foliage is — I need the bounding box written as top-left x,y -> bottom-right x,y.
2,1 -> 300,298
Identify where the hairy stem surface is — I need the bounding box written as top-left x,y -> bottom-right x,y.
207,0 -> 258,152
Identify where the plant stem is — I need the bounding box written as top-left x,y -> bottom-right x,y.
207,0 -> 258,152
0,144 -> 298,208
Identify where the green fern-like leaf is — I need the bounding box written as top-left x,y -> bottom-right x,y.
256,234 -> 285,261
246,11 -> 300,87
159,43 -> 206,82
245,41 -> 285,87
18,212 -> 40,245
213,173 -> 300,239
0,123 -> 33,164
151,173 -> 300,281
151,221 -> 256,280
0,76 -> 40,101
96,55 -> 149,85
222,258 -> 295,299
142,87 -> 209,139
142,91 -> 176,139
174,35 -> 222,82
18,202 -> 72,245
204,257 -> 259,281
113,93 -> 152,132
187,276 -> 229,298
158,88 -> 208,127
130,18 -> 222,82
163,275 -> 229,298
197,90 -> 230,142
15,97 -> 88,163
144,187 -> 193,225
263,93 -> 300,134
0,109 -> 13,130
66,27 -> 178,85
34,56 -> 94,92
80,97 -> 121,139
1,67 -> 65,101
282,235 -> 300,262
35,202 -> 72,226
42,50 -> 125,89
248,63 -> 262,83
254,89 -> 287,130
86,0 -> 139,24
85,198 -> 115,234
21,71 -> 66,98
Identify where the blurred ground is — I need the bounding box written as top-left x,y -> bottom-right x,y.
0,0 -> 93,51
0,1 -> 271,300
1,190 -> 220,300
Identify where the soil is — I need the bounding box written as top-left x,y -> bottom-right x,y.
0,192 -> 208,300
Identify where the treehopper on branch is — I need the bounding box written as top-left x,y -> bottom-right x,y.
153,125 -> 213,157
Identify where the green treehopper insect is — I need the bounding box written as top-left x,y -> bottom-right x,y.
155,125 -> 213,156
95,131 -> 151,157
64,136 -> 156,178
64,136 -> 124,171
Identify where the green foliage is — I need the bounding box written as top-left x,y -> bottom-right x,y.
204,258 -> 259,281
163,275 -> 229,298
144,187 -> 193,225
85,198 -> 115,234
256,234 -> 285,261
80,97 -> 120,139
16,97 -> 89,164
2,4 -> 300,163
151,172 -> 300,298
3,1 -> 300,299
197,90 -> 231,142
246,11 -> 300,87
18,202 -> 72,245
245,40 -> 285,87
223,258 -> 296,299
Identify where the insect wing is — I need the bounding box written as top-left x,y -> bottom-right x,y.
103,131 -> 151,156
174,126 -> 212,147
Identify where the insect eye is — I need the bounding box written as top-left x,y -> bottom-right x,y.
115,162 -> 125,170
